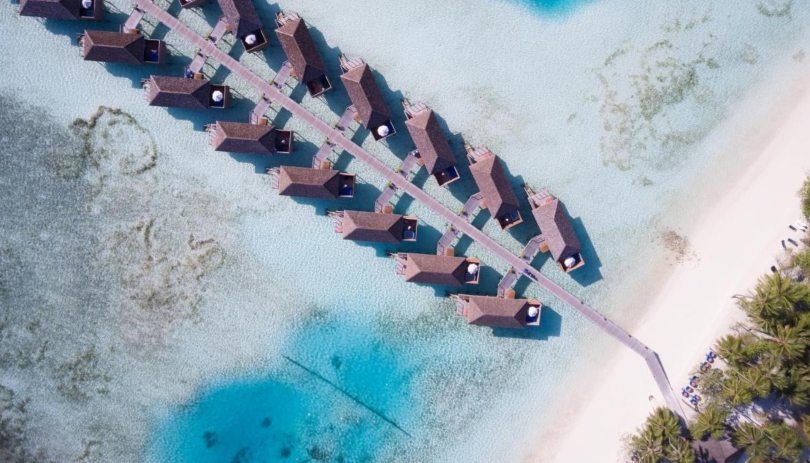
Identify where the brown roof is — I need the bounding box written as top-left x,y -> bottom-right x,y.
146,76 -> 210,110
340,63 -> 391,130
275,16 -> 327,85
277,166 -> 342,199
216,0 -> 263,39
213,122 -> 276,154
469,155 -> 519,220
404,110 -> 456,175
82,30 -> 144,64
531,198 -> 581,263
692,439 -> 743,463
465,296 -> 538,328
342,211 -> 405,243
403,254 -> 470,286
20,0 -> 80,19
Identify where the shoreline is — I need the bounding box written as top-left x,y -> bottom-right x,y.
543,65 -> 810,462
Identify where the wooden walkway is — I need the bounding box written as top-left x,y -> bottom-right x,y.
122,7 -> 145,32
131,0 -> 684,420
374,151 -> 419,213
187,17 -> 227,74
436,192 -> 483,256
249,63 -> 292,124
311,106 -> 356,168
250,96 -> 271,125
272,61 -> 293,89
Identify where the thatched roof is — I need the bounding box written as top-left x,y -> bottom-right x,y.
403,254 -> 470,286
532,198 -> 581,263
340,63 -> 390,130
341,211 -> 405,243
692,439 -> 743,463
82,30 -> 144,64
469,155 -> 519,220
277,166 -> 342,199
146,76 -> 210,110
275,16 -> 327,85
216,0 -> 263,39
212,121 -> 276,154
464,296 -> 537,328
404,109 -> 456,175
20,0 -> 81,19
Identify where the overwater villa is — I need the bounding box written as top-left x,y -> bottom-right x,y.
19,0 -> 102,20
329,210 -> 417,243
269,166 -> 355,199
394,253 -> 480,286
525,186 -> 584,273
339,55 -> 395,141
275,11 -> 332,97
453,294 -> 542,328
206,121 -> 292,154
79,30 -> 165,65
402,100 -> 459,187
216,0 -> 268,53
143,75 -> 230,110
465,144 -> 523,230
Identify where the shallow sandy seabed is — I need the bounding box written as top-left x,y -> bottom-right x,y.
0,0 -> 809,461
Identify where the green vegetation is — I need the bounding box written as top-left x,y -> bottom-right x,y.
629,408 -> 695,463
800,175 -> 810,219
793,248 -> 810,275
628,183 -> 810,462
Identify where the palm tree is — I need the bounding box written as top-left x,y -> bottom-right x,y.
722,375 -> 754,406
666,438 -> 696,463
630,408 -> 695,462
737,273 -> 810,332
777,366 -> 810,408
630,426 -> 663,463
763,422 -> 802,462
733,423 -> 766,460
737,366 -> 772,400
768,324 -> 807,362
649,407 -> 681,442
715,334 -> 754,368
689,403 -> 729,440
696,367 -> 726,400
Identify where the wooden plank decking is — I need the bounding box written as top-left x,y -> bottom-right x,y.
311,106 -> 356,168
187,17 -> 228,74
129,0 -> 684,420
374,151 -> 419,213
122,7 -> 145,31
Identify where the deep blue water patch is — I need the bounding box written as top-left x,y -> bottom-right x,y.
523,0 -> 593,15
147,313 -> 420,463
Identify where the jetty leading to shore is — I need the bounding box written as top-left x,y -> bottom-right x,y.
29,0 -> 683,420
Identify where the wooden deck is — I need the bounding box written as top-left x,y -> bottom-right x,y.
122,7 -> 144,32
187,17 -> 227,74
311,106 -> 356,168
250,96 -> 271,125
436,192 -> 483,256
272,60 -> 293,89
374,151 -> 419,213
128,0 -> 684,420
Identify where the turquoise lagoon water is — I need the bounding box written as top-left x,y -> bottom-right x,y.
1,0 -> 810,462
526,0 -> 591,14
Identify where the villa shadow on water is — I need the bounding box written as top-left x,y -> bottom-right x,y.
568,216 -> 603,286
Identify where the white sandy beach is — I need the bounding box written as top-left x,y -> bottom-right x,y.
547,77 -> 810,462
